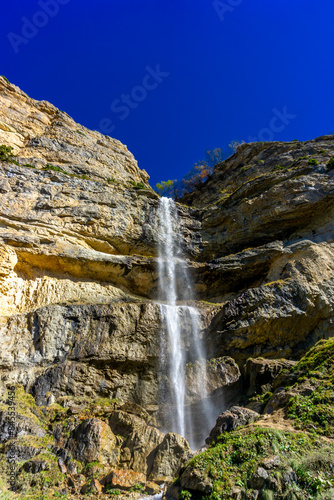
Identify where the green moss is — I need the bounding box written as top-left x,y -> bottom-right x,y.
0,385 -> 46,428
308,158 -> 319,165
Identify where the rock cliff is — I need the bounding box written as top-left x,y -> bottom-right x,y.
0,77 -> 334,499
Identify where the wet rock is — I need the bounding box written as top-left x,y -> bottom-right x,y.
149,432 -> 191,481
206,406 -> 260,444
145,481 -> 161,495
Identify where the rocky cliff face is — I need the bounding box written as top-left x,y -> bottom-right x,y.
0,77 -> 334,499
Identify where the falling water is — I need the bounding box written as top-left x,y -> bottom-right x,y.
157,197 -> 215,449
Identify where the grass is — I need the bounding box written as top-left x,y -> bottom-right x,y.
178,339 -> 334,499
273,164 -> 289,171
42,164 -> 88,180
128,180 -> 146,189
286,338 -> 334,436
184,428 -> 321,499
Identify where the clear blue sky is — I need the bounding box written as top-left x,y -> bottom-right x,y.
1,0 -> 334,186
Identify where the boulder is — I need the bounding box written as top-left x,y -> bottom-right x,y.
66,418 -> 119,466
206,406 -> 260,444
0,412 -> 45,443
149,432 -> 191,481
180,467 -> 213,494
109,410 -> 164,474
21,459 -> 49,473
81,478 -> 103,494
100,469 -> 146,490
248,467 -> 269,490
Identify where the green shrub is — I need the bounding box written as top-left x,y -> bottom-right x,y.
1,75 -> 9,83
327,157 -> 334,170
308,158 -> 319,165
0,144 -> 14,162
129,181 -> 145,189
179,490 -> 192,500
42,164 -> 67,174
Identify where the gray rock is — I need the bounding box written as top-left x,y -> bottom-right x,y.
149,432 -> 191,481
206,406 -> 260,444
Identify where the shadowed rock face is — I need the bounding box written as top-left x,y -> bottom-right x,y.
1,78 -> 334,498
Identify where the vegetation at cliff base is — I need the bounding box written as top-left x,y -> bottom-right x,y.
178,338 -> 334,500
287,337 -> 334,437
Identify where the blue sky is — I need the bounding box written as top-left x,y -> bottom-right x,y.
1,0 -> 334,186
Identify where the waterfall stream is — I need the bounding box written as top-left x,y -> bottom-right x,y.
157,197 -> 215,449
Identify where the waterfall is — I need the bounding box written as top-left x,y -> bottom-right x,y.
157,197 -> 215,449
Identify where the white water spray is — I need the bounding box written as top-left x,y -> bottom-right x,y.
157,197 -> 215,449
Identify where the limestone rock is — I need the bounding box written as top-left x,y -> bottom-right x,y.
0,412 -> 45,443
245,358 -> 297,397
100,469 -> 146,490
149,432 -> 191,481
108,410 -> 164,474
145,481 -> 161,495
248,467 -> 269,490
66,418 -> 119,466
81,478 -> 103,494
21,459 -> 49,473
206,406 -> 260,444
180,466 -> 213,494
